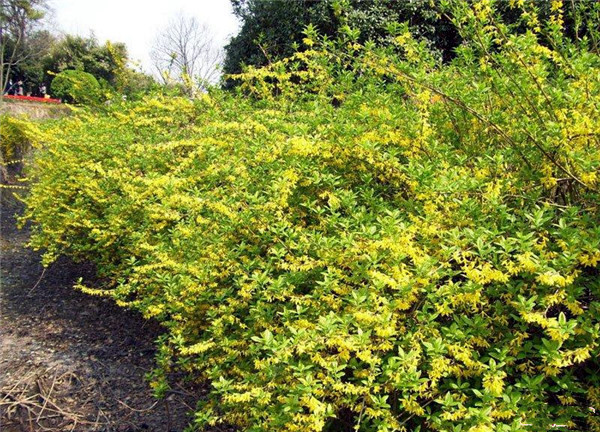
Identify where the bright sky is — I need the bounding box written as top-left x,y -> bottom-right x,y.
47,0 -> 240,73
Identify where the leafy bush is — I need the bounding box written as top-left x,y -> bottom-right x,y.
50,69 -> 101,105
0,115 -> 40,186
23,2 -> 600,431
0,115 -> 36,162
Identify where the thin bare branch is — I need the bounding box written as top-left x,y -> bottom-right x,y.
150,13 -> 223,95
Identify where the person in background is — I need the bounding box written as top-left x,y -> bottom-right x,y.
4,79 -> 14,95
16,80 -> 24,96
39,83 -> 47,98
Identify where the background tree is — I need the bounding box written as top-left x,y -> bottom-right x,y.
0,0 -> 49,96
223,0 -> 600,83
12,28 -> 55,92
223,0 -> 334,79
150,14 -> 223,95
222,0 -> 462,80
43,34 -> 155,100
43,35 -> 127,87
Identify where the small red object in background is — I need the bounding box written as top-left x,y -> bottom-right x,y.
3,95 -> 61,104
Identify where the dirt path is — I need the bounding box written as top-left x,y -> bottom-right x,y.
0,200 -> 202,432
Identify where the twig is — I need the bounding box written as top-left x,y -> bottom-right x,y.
117,398 -> 160,412
37,374 -> 58,422
27,264 -> 50,295
165,398 -> 172,432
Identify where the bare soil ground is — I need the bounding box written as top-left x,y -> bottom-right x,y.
0,198 -> 204,432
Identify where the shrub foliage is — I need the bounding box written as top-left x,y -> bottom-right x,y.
22,2 -> 600,431
49,69 -> 101,104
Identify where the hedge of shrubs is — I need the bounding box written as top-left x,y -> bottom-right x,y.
21,2 -> 600,431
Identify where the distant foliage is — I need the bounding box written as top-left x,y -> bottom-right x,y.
223,0 -> 462,78
22,1 -> 600,431
43,36 -> 127,88
223,0 -> 600,81
0,0 -> 49,94
49,70 -> 101,105
6,29 -> 156,100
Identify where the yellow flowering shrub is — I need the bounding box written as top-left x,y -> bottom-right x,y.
0,115 -> 41,173
21,2 -> 600,431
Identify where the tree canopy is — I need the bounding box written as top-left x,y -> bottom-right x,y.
223,0 -> 600,83
0,0 -> 49,94
1,2 -> 156,101
222,0 -> 462,79
43,35 -> 127,87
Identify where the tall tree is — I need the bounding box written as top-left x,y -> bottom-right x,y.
222,0 -> 462,79
0,0 -> 48,96
150,14 -> 223,95
223,0 -> 598,82
223,0 -> 334,78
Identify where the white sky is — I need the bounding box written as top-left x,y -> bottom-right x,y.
47,0 -> 241,73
